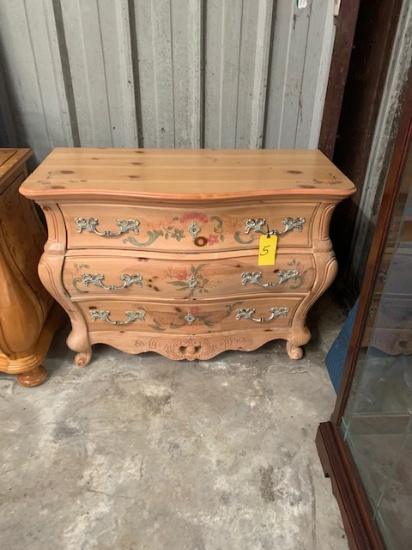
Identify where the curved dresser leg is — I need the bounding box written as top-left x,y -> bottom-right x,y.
286,341 -> 304,360
75,348 -> 92,368
17,364 -> 47,387
38,206 -> 91,369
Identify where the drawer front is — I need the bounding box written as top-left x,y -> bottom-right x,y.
61,202 -> 319,252
79,296 -> 302,334
63,254 -> 315,299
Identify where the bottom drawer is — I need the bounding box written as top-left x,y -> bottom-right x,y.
79,296 -> 303,335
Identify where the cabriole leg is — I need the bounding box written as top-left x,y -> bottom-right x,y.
286,341 -> 304,360
75,348 -> 92,368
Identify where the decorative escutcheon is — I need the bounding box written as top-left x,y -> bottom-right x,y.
75,217 -> 140,237
184,313 -> 196,325
244,217 -> 306,236
81,273 -> 143,291
186,275 -> 198,290
241,270 -> 299,288
188,221 -> 201,241
236,307 -> 289,323
89,308 -> 146,325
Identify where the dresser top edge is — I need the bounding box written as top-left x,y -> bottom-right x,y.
20,148 -> 356,200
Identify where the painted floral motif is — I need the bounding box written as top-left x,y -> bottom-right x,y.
179,211 -> 209,224
123,211 -> 227,247
149,302 -> 243,331
287,259 -> 308,290
207,234 -> 219,245
165,264 -> 220,297
72,263 -> 91,294
73,263 -> 90,271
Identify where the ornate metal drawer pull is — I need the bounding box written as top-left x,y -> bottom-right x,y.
75,217 -> 140,236
188,221 -> 201,240
81,273 -> 143,291
241,270 -> 299,288
244,217 -> 306,236
89,308 -> 146,325
236,307 -> 289,323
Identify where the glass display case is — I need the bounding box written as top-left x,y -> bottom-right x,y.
342,143 -> 412,549
316,71 -> 412,550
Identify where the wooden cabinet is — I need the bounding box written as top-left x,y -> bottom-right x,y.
0,149 -> 63,386
316,72 -> 412,550
20,148 -> 355,367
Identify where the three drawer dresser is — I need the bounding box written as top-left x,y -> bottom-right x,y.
20,148 -> 355,367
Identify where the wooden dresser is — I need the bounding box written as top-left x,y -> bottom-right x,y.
0,149 -> 63,386
20,148 -> 355,367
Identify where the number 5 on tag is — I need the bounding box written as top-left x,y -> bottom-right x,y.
258,235 -> 277,266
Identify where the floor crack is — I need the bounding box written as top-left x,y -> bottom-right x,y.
84,487 -> 134,501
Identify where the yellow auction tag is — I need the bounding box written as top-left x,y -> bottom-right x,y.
258,234 -> 277,265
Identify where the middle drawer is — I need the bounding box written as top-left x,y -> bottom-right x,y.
63,253 -> 315,300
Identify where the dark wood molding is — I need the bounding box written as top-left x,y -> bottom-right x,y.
330,0 -> 403,277
332,65 -> 412,424
318,0 -> 360,160
333,0 -> 403,182
316,422 -> 385,550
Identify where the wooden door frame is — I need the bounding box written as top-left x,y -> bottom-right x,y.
318,0 -> 361,160
319,0 -> 404,297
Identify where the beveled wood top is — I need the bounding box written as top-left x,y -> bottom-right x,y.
20,148 -> 356,201
0,148 -> 32,190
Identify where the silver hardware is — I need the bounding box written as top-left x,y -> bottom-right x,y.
244,217 -> 306,236
241,270 -> 299,288
186,275 -> 198,290
89,308 -> 146,325
81,273 -> 143,291
74,217 -> 140,237
188,221 -> 201,241
184,313 -> 196,325
236,307 -> 289,323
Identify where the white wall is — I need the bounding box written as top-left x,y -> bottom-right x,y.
0,0 -> 336,163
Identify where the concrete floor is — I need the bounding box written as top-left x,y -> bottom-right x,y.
1,292 -> 349,550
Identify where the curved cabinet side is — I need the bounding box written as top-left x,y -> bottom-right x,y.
0,151 -> 63,386
0,243 -> 43,356
286,202 -> 341,358
39,203 -> 91,364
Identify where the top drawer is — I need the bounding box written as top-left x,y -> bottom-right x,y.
61,201 -> 319,252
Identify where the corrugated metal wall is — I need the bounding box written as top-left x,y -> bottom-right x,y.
0,0 -> 336,164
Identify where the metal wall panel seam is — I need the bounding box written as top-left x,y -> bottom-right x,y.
249,0 -> 274,148
23,0 -> 52,152
127,0 -> 143,148
169,0 -> 176,147
41,0 -> 76,148
233,0 -> 245,148
264,2 -> 295,148
134,0 -> 176,147
49,0 -> 80,147
295,0 -> 336,148
204,0 -> 244,148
